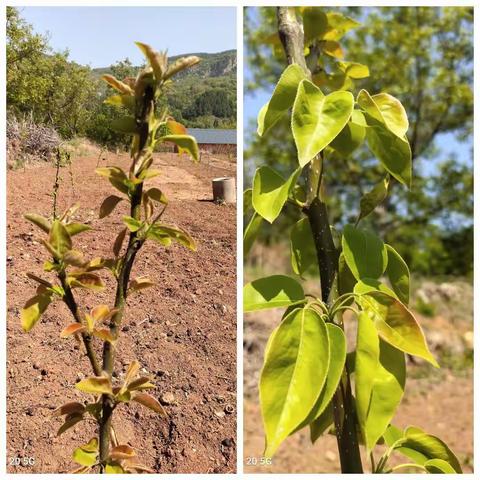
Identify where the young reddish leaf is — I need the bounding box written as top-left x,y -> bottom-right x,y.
65,223 -> 91,236
124,361 -> 140,386
21,292 -> 53,332
57,413 -> 84,436
129,277 -> 155,293
60,323 -> 86,338
132,392 -> 167,416
76,376 -> 113,395
102,74 -> 134,95
99,195 -> 124,219
164,55 -> 200,80
49,220 -> 72,256
166,120 -> 187,135
93,328 -> 116,344
127,376 -> 155,391
91,305 -> 111,323
113,228 -> 128,257
110,445 -> 136,460
135,42 -> 167,82
24,213 -> 51,233
68,273 -> 105,291
52,401 -> 85,417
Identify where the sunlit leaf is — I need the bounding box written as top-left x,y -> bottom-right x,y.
72,438 -> 98,466
21,292 -> 53,332
338,61 -> 370,79
260,307 -> 330,457
164,55 -> 200,80
132,392 -> 167,416
252,166 -> 301,223
160,135 -> 199,162
102,74 -> 134,95
127,376 -> 156,391
424,459 -> 457,474
65,223 -> 91,236
95,166 -> 131,195
324,12 -> 361,41
49,220 -> 72,256
105,462 -> 126,474
68,273 -> 105,291
75,376 -> 113,395
60,323 -> 86,338
244,275 -> 305,312
147,224 -> 196,251
24,213 -> 51,233
110,444 -> 136,460
257,64 -> 307,136
354,278 -> 398,299
123,216 -> 143,232
93,328 -> 116,343
135,42 -> 166,82
357,291 -> 438,366
124,360 -> 140,385
321,40 -> 343,58
129,277 -> 155,292
292,79 -> 354,166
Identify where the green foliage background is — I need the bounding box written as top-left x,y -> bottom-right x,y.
6,7 -> 236,149
244,6 -> 473,278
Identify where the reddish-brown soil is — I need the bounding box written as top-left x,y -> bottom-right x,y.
7,151 -> 237,473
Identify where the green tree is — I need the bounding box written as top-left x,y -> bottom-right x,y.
244,6 -> 473,276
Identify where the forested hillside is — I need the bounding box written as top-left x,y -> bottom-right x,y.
6,7 -> 236,154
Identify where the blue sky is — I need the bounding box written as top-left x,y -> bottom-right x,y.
19,6 -> 236,68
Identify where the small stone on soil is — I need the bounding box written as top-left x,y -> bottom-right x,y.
160,392 -> 175,405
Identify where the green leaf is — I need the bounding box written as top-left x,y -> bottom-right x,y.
292,79 -> 354,166
145,187 -> 168,205
294,323 -> 346,431
21,291 -> 53,332
357,291 -> 438,366
371,93 -> 409,138
338,61 -> 370,79
75,376 -> 113,395
310,403 -> 334,444
243,188 -> 253,216
337,252 -> 356,297
424,459 -> 457,474
257,64 -> 307,137
49,220 -> 72,256
252,166 -> 301,223
354,278 -> 398,299
24,213 -> 51,233
111,116 -> 137,134
260,307 -> 330,457
72,438 -> 98,467
353,342 -> 405,453
358,176 -> 389,222
302,7 -> 328,43
290,217 -> 317,276
160,135 -> 199,162
104,94 -> 135,111
65,223 -> 91,236
357,90 -> 412,187
342,224 -> 387,280
99,195 -> 123,219
129,277 -> 155,292
244,213 -> 263,257
324,12 -> 360,41
147,224 -> 196,251
330,120 -> 365,157
385,245 -> 410,305
123,216 -> 143,232
243,275 -> 305,312
395,429 -> 462,473
95,166 -> 131,195
105,462 -> 126,474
